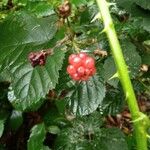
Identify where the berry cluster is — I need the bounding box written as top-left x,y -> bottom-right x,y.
67,52 -> 96,81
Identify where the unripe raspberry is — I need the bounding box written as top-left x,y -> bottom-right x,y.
67,52 -> 96,81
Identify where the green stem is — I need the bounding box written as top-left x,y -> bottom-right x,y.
96,0 -> 148,150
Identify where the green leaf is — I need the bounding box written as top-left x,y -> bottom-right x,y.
122,41 -> 141,77
8,49 -> 65,111
0,11 -> 66,111
135,0 -> 150,10
99,128 -> 129,150
68,75 -> 106,116
26,2 -> 55,18
28,123 -> 49,150
0,11 -> 58,69
116,0 -> 150,32
103,41 -> 141,87
71,0 -> 87,6
103,57 -> 118,88
55,112 -> 128,150
9,110 -> 23,131
100,89 -> 125,115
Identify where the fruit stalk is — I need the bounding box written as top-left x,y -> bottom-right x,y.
96,0 -> 148,149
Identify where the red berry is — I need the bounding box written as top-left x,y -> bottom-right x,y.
77,66 -> 85,76
68,54 -> 76,64
78,52 -> 87,60
67,65 -> 76,75
67,52 -> 96,81
71,56 -> 82,68
83,57 -> 95,69
71,73 -> 80,81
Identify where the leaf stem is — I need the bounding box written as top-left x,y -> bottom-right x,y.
96,0 -> 149,150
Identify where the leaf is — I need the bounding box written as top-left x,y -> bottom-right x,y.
8,49 -> 65,111
122,41 -> 141,77
99,128 -> 129,150
100,89 -> 125,115
27,123 -> 49,150
55,111 -> 103,150
69,75 -> 106,116
55,112 -> 128,150
103,41 -> 141,87
116,0 -> 150,32
103,57 -> 119,88
26,2 -> 55,18
0,11 -> 58,68
135,0 -> 150,10
0,11 -> 66,111
70,0 -> 87,6
9,110 -> 23,131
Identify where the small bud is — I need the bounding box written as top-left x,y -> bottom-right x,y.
58,1 -> 71,18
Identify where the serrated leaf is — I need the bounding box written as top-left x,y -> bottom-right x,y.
103,57 -> 119,88
100,89 -> 125,115
9,110 -> 23,131
103,41 -> 141,87
69,76 -> 106,116
8,49 -> 65,111
0,11 -> 66,111
55,112 -> 128,150
99,128 -> 129,150
122,41 -> 141,77
27,123 -> 48,150
135,0 -> 150,10
0,11 -> 58,70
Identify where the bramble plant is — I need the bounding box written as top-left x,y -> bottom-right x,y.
0,0 -> 150,150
